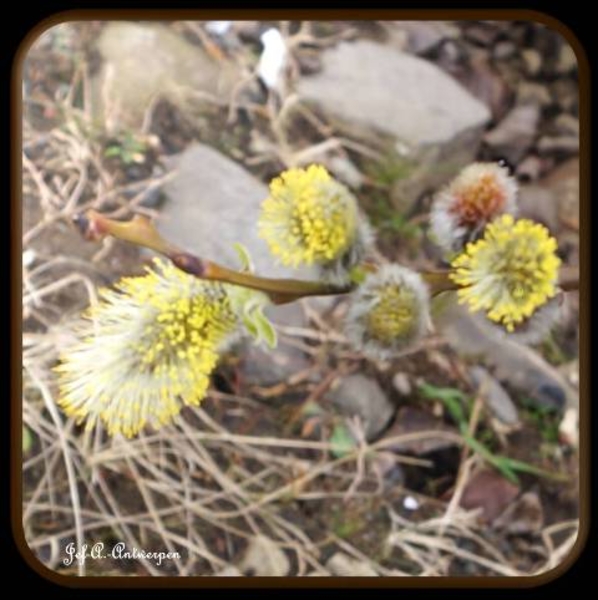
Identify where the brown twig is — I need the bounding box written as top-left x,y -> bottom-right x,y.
422,267 -> 580,295
72,210 -> 580,304
72,210 -> 353,304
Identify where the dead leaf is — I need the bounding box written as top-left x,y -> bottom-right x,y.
459,469 -> 520,522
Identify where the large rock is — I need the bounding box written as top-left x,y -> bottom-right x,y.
297,40 -> 491,211
91,22 -> 241,129
158,143 -> 316,279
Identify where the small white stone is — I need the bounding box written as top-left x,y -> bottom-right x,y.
392,372 -> 412,396
205,21 -> 232,36
559,407 -> 578,449
395,141 -> 411,157
22,249 -> 36,268
258,28 -> 287,89
403,496 -> 419,511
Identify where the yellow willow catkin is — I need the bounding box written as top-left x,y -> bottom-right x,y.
450,214 -> 561,332
55,259 -> 238,437
258,164 -> 359,267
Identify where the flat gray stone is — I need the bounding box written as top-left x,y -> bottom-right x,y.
91,22 -> 241,129
516,155 -> 543,181
470,366 -> 520,426
493,41 -> 517,60
298,40 -> 489,148
519,157 -> 579,234
537,135 -> 579,155
383,406 -> 458,455
518,185 -> 560,232
240,302 -> 312,388
297,40 -> 491,211
483,104 -> 540,165
327,374 -> 395,441
436,301 -> 577,412
516,82 -> 552,108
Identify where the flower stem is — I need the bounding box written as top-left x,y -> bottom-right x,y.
421,268 -> 579,295
72,210 -> 580,302
73,210 -> 354,304
421,270 -> 456,295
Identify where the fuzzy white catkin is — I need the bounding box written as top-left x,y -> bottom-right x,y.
344,264 -> 432,361
430,162 -> 519,254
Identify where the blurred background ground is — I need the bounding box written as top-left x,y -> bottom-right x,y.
21,19 -> 580,577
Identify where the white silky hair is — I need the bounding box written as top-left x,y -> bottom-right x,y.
344,264 -> 432,361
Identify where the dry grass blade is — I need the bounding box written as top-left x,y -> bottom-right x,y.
25,365 -> 86,577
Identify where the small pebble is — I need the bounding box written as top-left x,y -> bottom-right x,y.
493,40 -> 516,60
22,249 -> 36,268
556,44 -> 578,74
392,372 -> 412,397
403,496 -> 420,511
522,48 -> 542,76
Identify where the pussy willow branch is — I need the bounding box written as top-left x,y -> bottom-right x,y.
421,268 -> 580,294
72,210 -> 580,303
73,210 -> 352,304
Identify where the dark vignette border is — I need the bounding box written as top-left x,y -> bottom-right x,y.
10,7 -> 591,590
